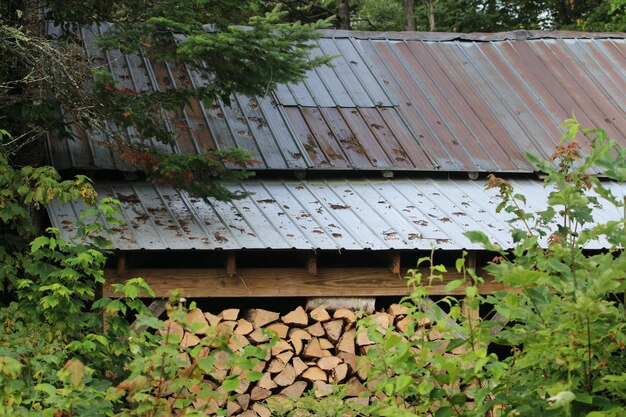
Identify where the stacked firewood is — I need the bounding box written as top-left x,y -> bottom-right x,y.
171,303 -> 424,416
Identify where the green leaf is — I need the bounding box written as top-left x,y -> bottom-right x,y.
222,375 -> 240,392
394,374 -> 412,393
64,358 -> 85,387
246,371 -> 263,382
547,391 -> 576,409
444,279 -> 464,292
434,406 -> 457,417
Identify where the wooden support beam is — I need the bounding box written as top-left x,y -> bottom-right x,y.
465,252 -> 477,285
117,252 -> 127,278
296,252 -> 317,275
462,252 -> 479,320
306,252 -> 317,275
225,253 -> 236,277
131,299 -> 168,334
103,267 -> 507,298
388,250 -> 401,275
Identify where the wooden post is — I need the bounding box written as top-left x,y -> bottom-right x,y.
117,252 -> 127,278
225,253 -> 236,277
297,252 -> 317,275
388,250 -> 401,275
307,252 -> 317,275
463,252 -> 479,320
105,252 -> 127,333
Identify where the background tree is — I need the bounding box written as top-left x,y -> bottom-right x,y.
1,1 -> 330,199
291,0 -> 626,32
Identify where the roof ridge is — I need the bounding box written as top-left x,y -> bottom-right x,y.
318,29 -> 626,42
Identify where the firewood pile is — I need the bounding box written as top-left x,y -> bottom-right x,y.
170,303 -> 424,416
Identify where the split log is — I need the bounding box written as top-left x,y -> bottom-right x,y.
288,328 -> 311,341
250,386 -> 271,401
338,352 -> 357,373
258,372 -> 278,390
252,403 -> 271,417
204,312 -> 221,327
345,377 -> 368,397
337,328 -> 356,354
301,366 -> 327,382
356,329 -> 374,347
220,308 -> 240,321
239,410 -> 259,417
395,316 -> 414,333
229,333 -> 250,351
318,338 -> 334,350
318,356 -> 342,371
282,306 -> 308,326
273,364 -> 296,386
333,362 -> 349,383
216,321 -> 237,339
235,374 -> 251,394
280,381 -> 307,398
313,381 -> 334,398
227,401 -> 242,416
161,320 -> 184,339
183,308 -> 210,334
237,393 -> 250,411
388,303 -> 409,317
291,338 -> 303,355
306,322 -> 325,337
252,360 -> 267,373
235,318 -> 254,336
302,338 -> 325,359
235,375 -> 251,395
247,309 -> 280,328
194,398 -> 218,414
309,306 -> 331,322
181,332 -> 201,348
267,359 -> 287,374
248,328 -> 270,344
276,351 -> 294,364
266,323 -> 289,338
212,368 -> 228,382
333,308 -> 357,323
323,319 -> 344,343
271,339 -> 293,356
370,312 -> 391,334
292,356 -> 308,376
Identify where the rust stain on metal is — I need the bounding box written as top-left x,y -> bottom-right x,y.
213,231 -> 228,243
116,193 -> 140,204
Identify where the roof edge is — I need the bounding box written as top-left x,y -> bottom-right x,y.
317,29 -> 626,41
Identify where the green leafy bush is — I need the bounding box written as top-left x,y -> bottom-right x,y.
0,128 -> 271,416
359,120 -> 626,417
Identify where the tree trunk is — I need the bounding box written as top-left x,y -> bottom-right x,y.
403,0 -> 416,31
337,0 -> 350,30
426,0 -> 436,31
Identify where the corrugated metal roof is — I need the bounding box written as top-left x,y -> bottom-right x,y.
47,179 -> 625,251
46,27 -> 626,173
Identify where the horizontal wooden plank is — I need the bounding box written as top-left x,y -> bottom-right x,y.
103,267 -> 506,298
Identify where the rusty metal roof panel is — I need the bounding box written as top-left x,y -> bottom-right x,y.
48,179 -> 625,251
46,27 -> 626,173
